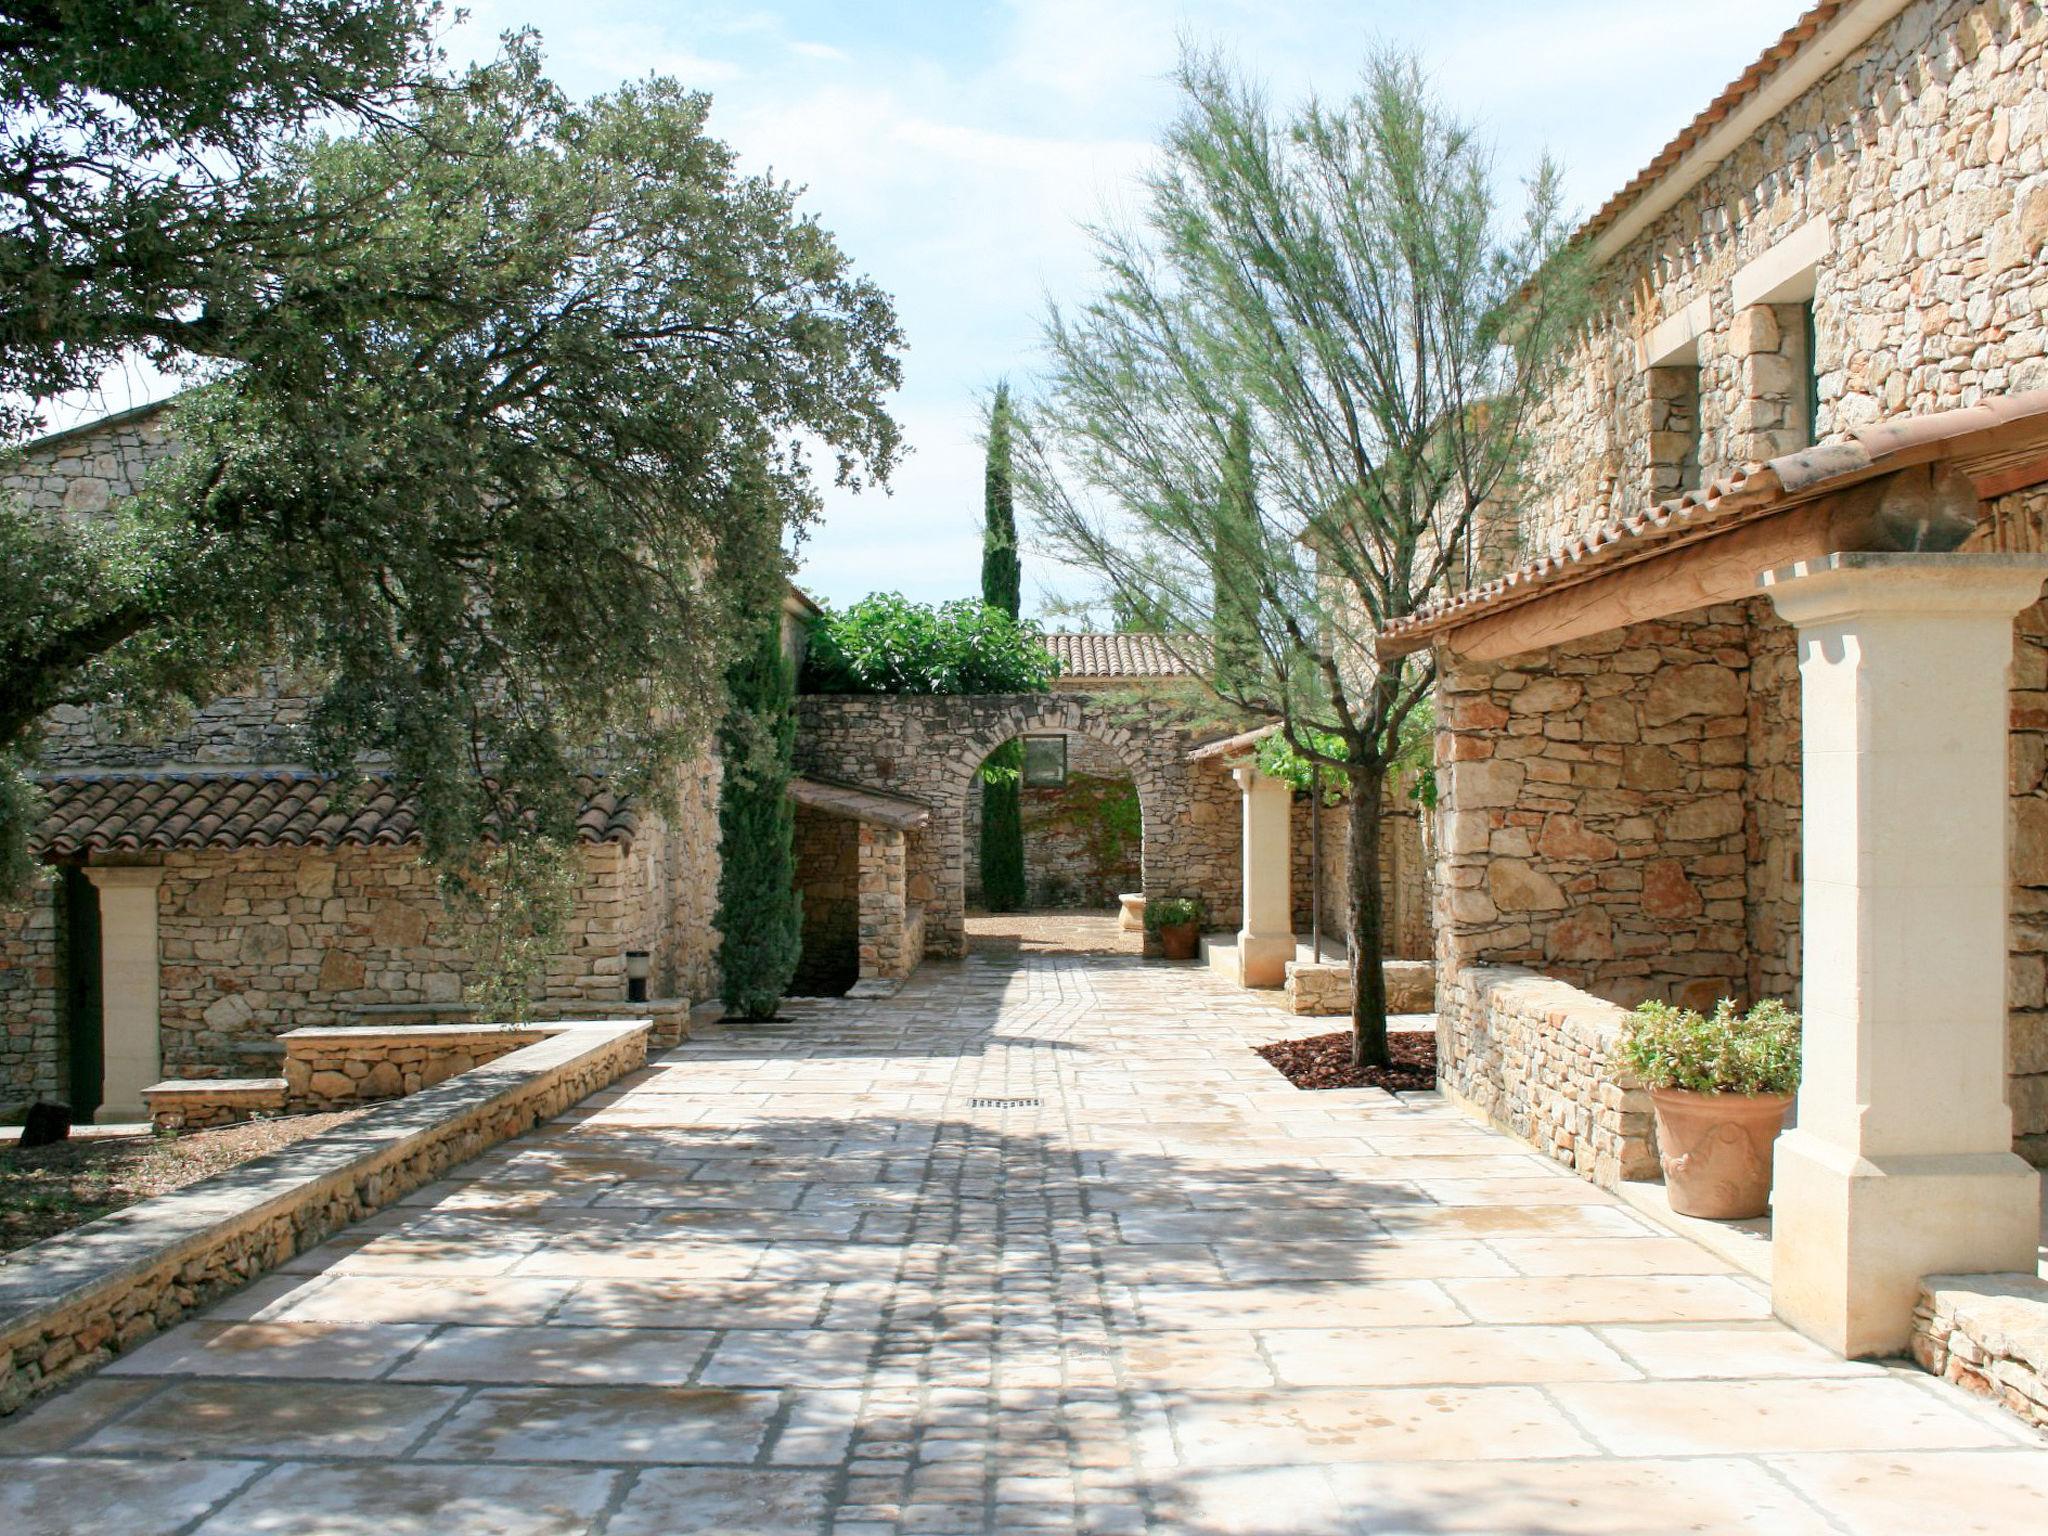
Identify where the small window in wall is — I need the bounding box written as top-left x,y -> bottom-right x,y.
1647,362 -> 1702,498
1799,300 -> 1820,445
1021,735 -> 1068,788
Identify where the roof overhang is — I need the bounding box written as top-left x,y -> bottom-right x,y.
786,776 -> 930,831
1579,0 -> 1914,265
1378,392 -> 2048,664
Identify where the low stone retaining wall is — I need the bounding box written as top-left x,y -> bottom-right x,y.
0,1018 -> 648,1416
1912,1273 -> 2048,1431
283,1023 -> 541,1108
1436,964 -> 1658,1188
1285,959 -> 1436,1016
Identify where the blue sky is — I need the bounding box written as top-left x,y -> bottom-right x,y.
76,1 -> 1813,614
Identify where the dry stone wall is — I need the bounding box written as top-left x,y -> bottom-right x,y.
1511,0 -> 2048,555
1437,964 -> 1660,1189
1,404 -> 177,521
0,1019 -> 646,1416
1434,601 -> 1801,1012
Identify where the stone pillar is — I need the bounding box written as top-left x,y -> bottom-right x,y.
83,865 -> 166,1124
1762,552 -> 2048,1358
1233,765 -> 1293,987
857,824 -> 910,985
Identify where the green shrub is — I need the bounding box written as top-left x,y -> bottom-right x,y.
1621,997 -> 1802,1096
801,594 -> 1059,695
1145,896 -> 1206,932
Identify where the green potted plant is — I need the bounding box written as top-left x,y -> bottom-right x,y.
1145,896 -> 1206,960
1620,997 -> 1801,1220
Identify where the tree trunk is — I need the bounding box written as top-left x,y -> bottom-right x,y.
1346,760 -> 1390,1070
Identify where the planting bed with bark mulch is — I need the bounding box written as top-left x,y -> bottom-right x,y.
1254,1029 -> 1437,1092
0,1110 -> 368,1258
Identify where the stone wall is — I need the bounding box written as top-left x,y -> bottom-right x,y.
1912,1272 -> 2048,1431
0,875 -> 61,1113
1435,602 -> 1801,1012
1513,0 -> 2048,554
964,729 -> 1143,910
1,403 -> 177,521
0,791 -> 716,1116
281,1024 -> 540,1108
794,691 -> 1239,957
1978,485 -> 2048,1161
792,805 -> 859,996
1437,963 -> 1660,1188
0,1018 -> 647,1416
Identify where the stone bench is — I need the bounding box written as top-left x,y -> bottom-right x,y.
1283,958 -> 1437,1016
144,1021 -> 617,1131
140,1078 -> 288,1131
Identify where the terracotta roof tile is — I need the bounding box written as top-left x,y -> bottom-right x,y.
1576,2 -> 1850,250
33,772 -> 638,856
1378,392 -> 2048,655
1043,632 -> 1200,679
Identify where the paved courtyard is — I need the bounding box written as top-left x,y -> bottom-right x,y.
4,951 -> 2048,1534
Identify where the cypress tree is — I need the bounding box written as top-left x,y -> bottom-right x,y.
715,605 -> 802,1020
979,383 -> 1028,912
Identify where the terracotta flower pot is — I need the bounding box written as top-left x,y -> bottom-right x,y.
1156,922 -> 1200,960
1649,1086 -> 1793,1220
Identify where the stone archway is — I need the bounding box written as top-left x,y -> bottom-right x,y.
793,692 -> 1238,959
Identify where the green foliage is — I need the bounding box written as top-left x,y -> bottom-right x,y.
1255,728 -> 1350,802
979,742 -> 1026,913
801,595 -> 1059,696
0,0 -> 438,437
0,33 -> 903,896
438,837 -> 579,1026
1622,998 -> 1803,1096
1145,895 -> 1207,932
1054,773 -> 1141,878
1212,409 -> 1262,695
981,384 -> 1022,619
716,604 -> 802,1022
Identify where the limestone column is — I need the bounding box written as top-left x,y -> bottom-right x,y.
83,865 -> 166,1124
1233,765 -> 1293,987
1762,552 -> 2048,1357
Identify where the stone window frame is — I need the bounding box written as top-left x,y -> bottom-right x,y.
1639,295 -> 1709,499
1730,216 -> 1830,455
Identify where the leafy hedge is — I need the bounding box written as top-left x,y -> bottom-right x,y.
801,594 -> 1060,695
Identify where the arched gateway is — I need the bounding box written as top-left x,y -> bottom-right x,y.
792,691 -> 1240,967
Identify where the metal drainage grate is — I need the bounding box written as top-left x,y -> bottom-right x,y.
969,1096 -> 1041,1109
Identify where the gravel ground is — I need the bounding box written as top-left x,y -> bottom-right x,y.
0,1109 -> 368,1258
965,909 -> 1142,956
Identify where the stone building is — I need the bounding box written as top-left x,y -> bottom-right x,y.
0,403 -> 751,1123
1393,0 -> 2048,1359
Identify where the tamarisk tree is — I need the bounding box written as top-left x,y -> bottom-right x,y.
1016,48 -> 1582,1067
978,383 -> 1027,913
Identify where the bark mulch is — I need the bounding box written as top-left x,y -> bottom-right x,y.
1253,1029 -> 1437,1092
0,1110 -> 367,1258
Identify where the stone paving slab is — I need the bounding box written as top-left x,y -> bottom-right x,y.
2,946 -> 2046,1533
